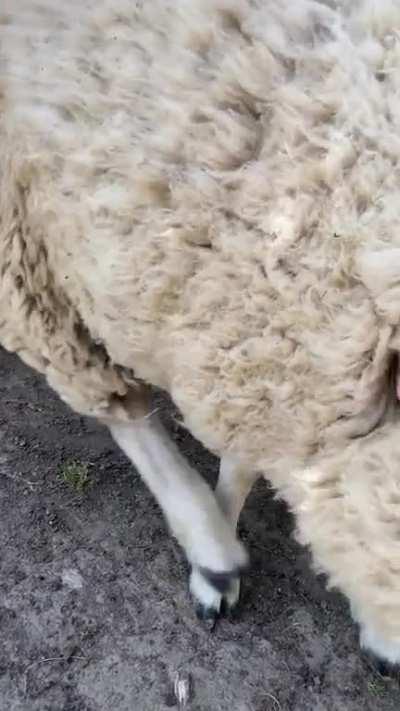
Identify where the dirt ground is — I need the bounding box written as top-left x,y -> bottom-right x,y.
1,346 -> 400,711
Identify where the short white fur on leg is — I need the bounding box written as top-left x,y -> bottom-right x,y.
190,454 -> 256,614
109,415 -> 247,575
216,454 -> 258,528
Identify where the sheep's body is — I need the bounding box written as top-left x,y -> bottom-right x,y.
2,0 -> 400,663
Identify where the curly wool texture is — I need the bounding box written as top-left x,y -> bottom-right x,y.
2,0 -> 400,640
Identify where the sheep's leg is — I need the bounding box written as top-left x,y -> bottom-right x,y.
109,416 -> 248,606
190,455 -> 258,620
215,454 -> 258,527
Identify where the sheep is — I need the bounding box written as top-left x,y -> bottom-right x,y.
2,0 -> 400,668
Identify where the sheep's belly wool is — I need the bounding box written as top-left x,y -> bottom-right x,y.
1,0 -> 400,485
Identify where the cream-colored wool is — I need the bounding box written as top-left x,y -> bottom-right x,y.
2,0 -> 400,660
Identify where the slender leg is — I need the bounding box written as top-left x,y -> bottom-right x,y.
109,415 -> 247,583
215,454 -> 258,529
190,454 -> 258,618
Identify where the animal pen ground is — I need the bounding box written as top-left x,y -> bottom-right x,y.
1,348 -> 400,711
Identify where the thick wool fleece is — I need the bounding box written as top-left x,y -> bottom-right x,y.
2,0 -> 400,643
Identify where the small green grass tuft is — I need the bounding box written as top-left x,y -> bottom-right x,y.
58,460 -> 91,493
367,678 -> 388,698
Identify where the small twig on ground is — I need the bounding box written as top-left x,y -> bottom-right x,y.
23,655 -> 86,697
2,469 -> 38,491
262,692 -> 282,710
144,407 -> 161,420
174,671 -> 192,709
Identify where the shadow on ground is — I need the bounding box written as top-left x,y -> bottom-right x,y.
0,347 -> 399,710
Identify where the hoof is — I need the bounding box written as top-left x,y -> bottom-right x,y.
375,659 -> 400,680
199,568 -> 239,594
220,593 -> 240,619
195,603 -> 219,630
190,566 -> 241,627
363,652 -> 400,680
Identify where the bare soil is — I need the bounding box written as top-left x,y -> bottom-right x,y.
1,347 -> 399,710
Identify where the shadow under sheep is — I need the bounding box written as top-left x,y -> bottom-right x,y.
0,346 -> 399,711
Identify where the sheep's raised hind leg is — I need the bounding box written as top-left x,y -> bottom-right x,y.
109,415 -> 248,619
190,455 -> 258,622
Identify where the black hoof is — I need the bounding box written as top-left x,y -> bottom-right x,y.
199,567 -> 240,594
376,660 -> 400,679
220,596 -> 239,620
363,652 -> 400,680
195,603 -> 218,630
